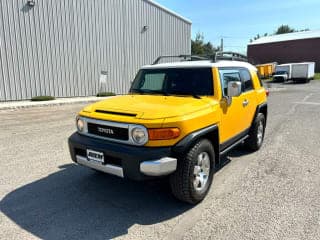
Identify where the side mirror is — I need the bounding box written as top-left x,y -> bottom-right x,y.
227,81 -> 241,97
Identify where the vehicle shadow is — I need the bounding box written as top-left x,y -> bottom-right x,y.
282,80 -> 309,85
267,80 -> 308,85
0,164 -> 192,240
218,147 -> 252,170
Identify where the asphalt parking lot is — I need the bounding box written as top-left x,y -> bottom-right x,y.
1,81 -> 320,240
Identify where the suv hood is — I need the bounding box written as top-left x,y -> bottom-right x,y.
83,95 -> 212,119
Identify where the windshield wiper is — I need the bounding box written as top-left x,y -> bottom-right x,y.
169,92 -> 202,99
130,88 -> 144,94
130,89 -> 170,96
131,89 -> 200,98
191,94 -> 201,99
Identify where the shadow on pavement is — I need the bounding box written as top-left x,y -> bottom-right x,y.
0,164 -> 192,240
218,146 -> 253,170
268,80 -> 309,85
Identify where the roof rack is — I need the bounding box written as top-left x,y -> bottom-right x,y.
215,51 -> 248,62
152,55 -> 193,65
152,52 -> 247,65
152,55 -> 216,65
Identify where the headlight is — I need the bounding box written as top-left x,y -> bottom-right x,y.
131,127 -> 148,145
76,117 -> 85,132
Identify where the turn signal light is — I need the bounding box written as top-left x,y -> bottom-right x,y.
148,128 -> 180,140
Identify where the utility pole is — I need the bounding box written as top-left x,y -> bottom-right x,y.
220,38 -> 224,52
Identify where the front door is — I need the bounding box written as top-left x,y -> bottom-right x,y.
218,68 -> 256,146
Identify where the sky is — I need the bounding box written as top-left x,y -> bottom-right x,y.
155,0 -> 320,54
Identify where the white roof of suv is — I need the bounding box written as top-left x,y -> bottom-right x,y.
142,60 -> 257,71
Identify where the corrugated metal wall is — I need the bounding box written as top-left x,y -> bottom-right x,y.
0,0 -> 191,101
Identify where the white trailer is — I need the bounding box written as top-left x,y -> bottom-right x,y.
273,64 -> 292,82
291,62 -> 315,82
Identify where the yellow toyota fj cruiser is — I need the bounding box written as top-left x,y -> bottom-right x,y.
68,52 -> 268,204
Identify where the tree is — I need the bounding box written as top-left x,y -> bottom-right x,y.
191,33 -> 205,55
254,34 -> 261,40
191,33 -> 218,55
203,42 -> 215,55
250,33 -> 268,42
275,25 -> 295,34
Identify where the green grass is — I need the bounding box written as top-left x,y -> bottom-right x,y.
96,92 -> 116,97
31,96 -> 55,101
314,73 -> 320,80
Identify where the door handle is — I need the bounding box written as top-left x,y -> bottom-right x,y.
243,99 -> 249,107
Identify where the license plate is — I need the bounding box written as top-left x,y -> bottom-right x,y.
87,149 -> 104,163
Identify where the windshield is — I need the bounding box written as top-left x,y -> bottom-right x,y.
130,68 -> 213,96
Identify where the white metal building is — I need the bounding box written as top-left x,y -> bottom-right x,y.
0,0 -> 191,101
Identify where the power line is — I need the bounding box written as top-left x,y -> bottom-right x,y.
224,45 -> 245,47
212,36 -> 250,40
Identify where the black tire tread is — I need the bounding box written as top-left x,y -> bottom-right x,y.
170,139 -> 214,204
245,113 -> 265,151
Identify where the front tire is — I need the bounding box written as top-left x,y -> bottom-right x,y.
245,113 -> 265,151
170,139 -> 215,204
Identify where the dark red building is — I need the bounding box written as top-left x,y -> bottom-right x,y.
247,30 -> 320,72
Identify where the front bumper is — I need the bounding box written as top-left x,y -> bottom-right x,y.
68,132 -> 177,180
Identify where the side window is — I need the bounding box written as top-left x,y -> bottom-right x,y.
239,69 -> 254,92
219,69 -> 241,96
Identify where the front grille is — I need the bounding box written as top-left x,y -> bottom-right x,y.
87,122 -> 129,141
